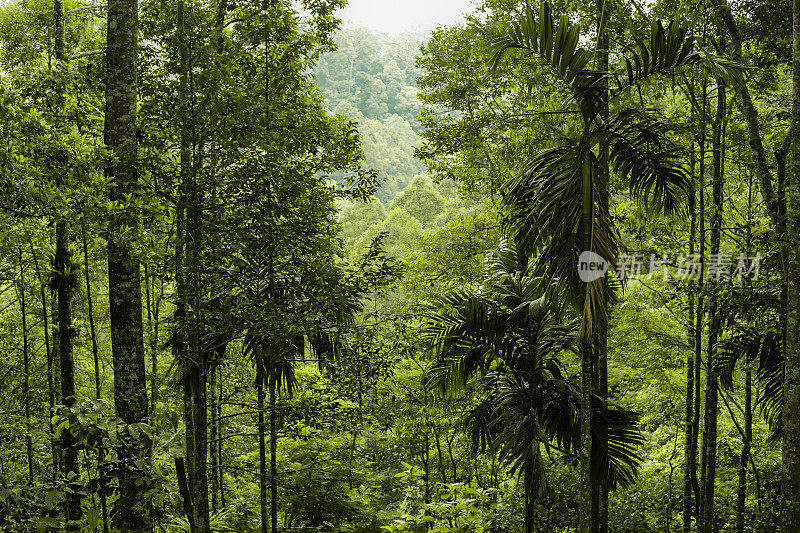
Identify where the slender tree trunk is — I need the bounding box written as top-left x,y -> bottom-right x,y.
144,264 -> 156,421
51,292 -> 62,477
594,2 -> 610,529
217,373 -> 226,509
782,0 -> 800,525
105,0 -> 151,525
579,137 -> 594,533
190,358 -> 209,533
524,457 -> 535,533
735,368 -> 752,533
270,377 -> 278,533
209,366 -> 219,512
81,225 -> 109,533
53,0 -> 81,526
710,0 -> 779,225
257,363 -> 268,533
175,203 -> 195,533
179,1 -> 210,527
700,73 -> 725,533
174,105 -> 194,532
56,218 -> 82,530
28,234 -> 58,477
209,5 -> 226,514
182,378 -> 196,531
692,79 -> 709,526
684,153 -> 697,533
18,248 -> 34,485
82,225 -> 102,401
261,3 -> 280,528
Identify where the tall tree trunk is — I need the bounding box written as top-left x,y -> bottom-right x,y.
81,224 -> 109,533
217,373 -> 226,509
692,80 -> 709,526
593,1 -> 610,530
82,225 -> 102,401
52,290 -> 62,472
174,95 -> 194,531
684,150 -> 697,533
710,0 -> 779,225
262,3 -> 279,528
53,0 -> 81,527
735,368 -> 752,532
177,1 -> 210,528
579,142 -> 594,533
782,0 -> 800,525
182,378 -> 196,531
733,160 -> 757,533
56,218 -> 81,530
190,359 -> 209,533
18,248 -> 34,485
700,73 -> 726,533
257,363 -> 268,533
524,457 -> 535,533
270,376 -> 278,533
145,264 -> 156,421
28,234 -> 58,477
105,0 -> 151,526
209,366 -> 219,512
209,9 -> 227,513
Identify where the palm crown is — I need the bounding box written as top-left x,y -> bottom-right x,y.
487,2 -> 742,334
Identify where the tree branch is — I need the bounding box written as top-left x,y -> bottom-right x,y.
69,50 -> 104,60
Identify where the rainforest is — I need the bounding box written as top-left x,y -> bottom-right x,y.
0,0 -> 798,531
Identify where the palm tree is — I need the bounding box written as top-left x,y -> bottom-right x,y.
715,285 -> 785,438
486,5 -> 743,530
236,234 -> 399,532
783,0 -> 800,523
424,241 -> 643,533
713,283 -> 783,532
244,315 -> 300,533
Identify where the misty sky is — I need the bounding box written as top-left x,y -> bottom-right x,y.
335,0 -> 478,34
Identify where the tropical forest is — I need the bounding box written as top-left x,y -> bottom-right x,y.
0,0 -> 798,531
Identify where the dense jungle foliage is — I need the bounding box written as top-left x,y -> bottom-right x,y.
0,0 -> 799,531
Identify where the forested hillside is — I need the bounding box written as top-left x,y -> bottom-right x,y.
0,0 -> 798,532
313,27 -> 428,203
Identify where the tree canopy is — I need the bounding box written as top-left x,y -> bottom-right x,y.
0,0 -> 796,531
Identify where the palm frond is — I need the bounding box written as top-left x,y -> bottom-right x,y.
539,377 -> 581,456
600,109 -> 691,215
464,392 -> 503,452
717,284 -> 783,326
608,20 -> 745,100
716,335 -> 750,391
535,376 -> 644,487
423,291 -> 511,394
590,397 -> 644,488
503,143 -> 621,303
610,19 -> 697,97
486,2 -> 604,114
423,239 -> 639,502
270,358 -> 299,398
310,331 -> 338,373
698,51 -> 748,93
755,330 -> 784,439
244,331 -> 302,397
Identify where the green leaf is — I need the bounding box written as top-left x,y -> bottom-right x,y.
87,508 -> 99,530
44,490 -> 62,510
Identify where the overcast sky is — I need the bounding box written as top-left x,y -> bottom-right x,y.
335,0 -> 478,35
